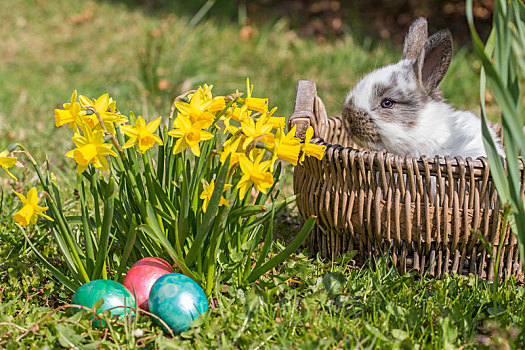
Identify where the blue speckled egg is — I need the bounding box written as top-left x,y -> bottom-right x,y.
72,279 -> 135,327
148,273 -> 209,334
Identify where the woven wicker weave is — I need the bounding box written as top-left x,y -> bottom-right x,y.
289,80 -> 523,281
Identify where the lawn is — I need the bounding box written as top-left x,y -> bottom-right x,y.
0,0 -> 523,348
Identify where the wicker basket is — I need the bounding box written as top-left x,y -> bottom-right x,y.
289,80 -> 523,281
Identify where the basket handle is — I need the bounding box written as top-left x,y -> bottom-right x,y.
288,80 -> 328,140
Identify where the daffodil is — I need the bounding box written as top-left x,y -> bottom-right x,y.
200,84 -> 226,112
219,135 -> 239,160
65,125 -> 117,173
240,113 -> 273,149
168,114 -> 214,157
219,104 -> 248,135
268,116 -> 285,130
79,93 -> 128,134
0,150 -> 16,180
269,125 -> 302,171
54,90 -> 85,131
12,187 -> 53,226
299,126 -> 326,163
237,153 -> 274,199
227,104 -> 250,123
240,78 -> 268,114
0,150 -> 17,180
121,116 -> 163,153
174,88 -> 215,128
200,179 -> 233,213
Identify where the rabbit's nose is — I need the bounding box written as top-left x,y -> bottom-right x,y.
356,110 -> 369,119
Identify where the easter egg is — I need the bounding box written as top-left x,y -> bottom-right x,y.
123,257 -> 174,311
72,279 -> 135,326
148,273 -> 209,335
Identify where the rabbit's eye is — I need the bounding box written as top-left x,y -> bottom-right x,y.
380,99 -> 395,108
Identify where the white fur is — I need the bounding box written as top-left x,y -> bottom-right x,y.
345,60 -> 504,159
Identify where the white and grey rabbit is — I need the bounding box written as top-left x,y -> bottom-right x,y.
342,18 -> 504,159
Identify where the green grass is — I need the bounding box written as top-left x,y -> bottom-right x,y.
0,0 -> 521,348
1,238 -> 524,348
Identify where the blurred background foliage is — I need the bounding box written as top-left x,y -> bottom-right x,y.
113,0 -> 495,43
0,0 -> 498,186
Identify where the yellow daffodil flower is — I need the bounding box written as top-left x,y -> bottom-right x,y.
121,116 -> 163,153
237,153 -> 274,199
268,116 -> 285,130
220,136 -> 243,164
299,126 -> 326,163
0,150 -> 17,180
12,187 -> 54,227
240,113 -> 273,150
227,104 -> 250,123
79,93 -> 128,134
269,125 -> 302,171
200,179 -> 233,213
241,78 -> 268,114
54,90 -> 84,131
174,88 -> 215,128
168,114 -> 214,157
65,126 -> 117,173
200,84 -> 226,112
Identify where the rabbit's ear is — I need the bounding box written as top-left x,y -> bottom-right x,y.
414,29 -> 453,93
403,18 -> 428,60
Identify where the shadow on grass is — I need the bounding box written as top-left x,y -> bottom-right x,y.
96,0 -> 240,20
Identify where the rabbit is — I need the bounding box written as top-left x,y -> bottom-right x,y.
341,18 -> 504,159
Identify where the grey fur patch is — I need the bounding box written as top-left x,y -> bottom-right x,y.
368,67 -> 426,127
403,17 -> 428,60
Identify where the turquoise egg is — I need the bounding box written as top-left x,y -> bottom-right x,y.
148,273 -> 209,335
72,279 -> 135,326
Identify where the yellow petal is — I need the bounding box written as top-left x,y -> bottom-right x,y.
95,94 -> 110,112
305,126 -> 314,142
26,188 -> 39,207
236,174 -> 252,200
74,144 -> 98,166
96,156 -> 110,171
136,116 -> 146,129
175,102 -> 191,116
2,166 -> 17,180
120,125 -> 139,138
13,204 -> 34,226
122,137 -> 138,149
147,117 -> 162,133
0,155 -> 17,168
238,154 -> 253,174
153,134 -> 163,146
303,143 -> 326,161
54,109 -> 75,127
79,95 -> 93,107
219,197 -> 229,207
189,142 -> 201,157
12,190 -> 28,204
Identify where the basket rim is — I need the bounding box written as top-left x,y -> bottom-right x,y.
309,116 -> 524,177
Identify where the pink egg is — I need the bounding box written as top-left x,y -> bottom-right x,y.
123,257 -> 174,311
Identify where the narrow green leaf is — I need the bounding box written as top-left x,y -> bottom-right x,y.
20,225 -> 80,291
229,195 -> 298,221
137,221 -> 198,282
115,218 -> 138,283
251,199 -> 276,274
247,216 -> 316,283
79,178 -> 95,274
91,178 -> 116,280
